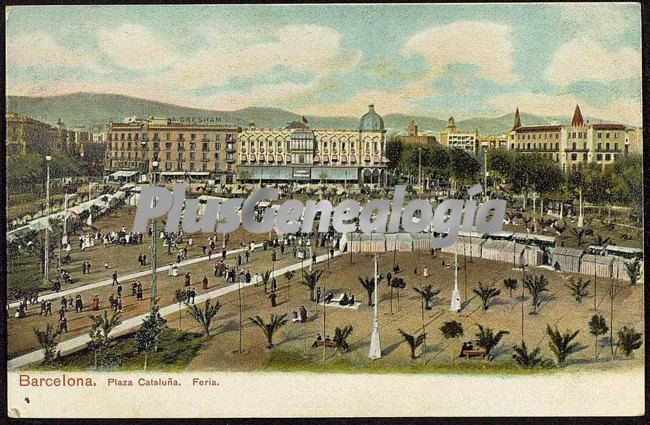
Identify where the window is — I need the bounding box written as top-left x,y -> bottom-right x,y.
605,154 -> 611,161
571,153 -> 577,161
597,154 -> 602,161
606,143 -> 610,150
166,133 -> 170,140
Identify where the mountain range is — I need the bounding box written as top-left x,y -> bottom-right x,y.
6,92 -> 617,136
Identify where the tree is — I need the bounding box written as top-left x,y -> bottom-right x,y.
261,270 -> 272,294
588,314 -> 608,360
523,274 -> 549,314
398,329 -> 426,360
440,320 -> 464,362
87,310 -> 122,368
174,289 -> 187,329
569,227 -> 588,246
358,274 -> 383,306
186,299 -> 221,336
133,307 -> 167,370
567,277 -> 590,303
413,284 -> 440,310
593,234 -> 611,247
249,314 -> 288,349
473,283 -> 501,310
503,278 -> 518,298
475,324 -> 509,361
624,259 -> 641,286
302,270 -> 323,302
546,325 -> 580,366
284,270 -> 295,288
512,341 -> 545,368
333,325 -> 353,353
616,326 -> 642,357
34,323 -> 60,365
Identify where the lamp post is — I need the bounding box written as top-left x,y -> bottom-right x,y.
44,155 -> 52,282
149,160 -> 159,311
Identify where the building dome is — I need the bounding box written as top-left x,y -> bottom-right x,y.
359,104 -> 385,132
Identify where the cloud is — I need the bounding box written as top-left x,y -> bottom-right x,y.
160,24 -> 361,89
96,23 -> 180,70
545,37 -> 641,88
404,21 -> 517,84
6,31 -> 99,70
487,92 -> 642,126
560,3 -> 639,41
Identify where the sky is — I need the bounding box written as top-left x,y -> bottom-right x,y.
5,3 -> 643,124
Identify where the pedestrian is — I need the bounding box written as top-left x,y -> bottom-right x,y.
87,262 -> 92,274
131,281 -> 138,296
423,267 -> 428,278
184,272 -> 191,287
39,300 -> 46,316
61,296 -> 67,312
104,261 -> 109,269
58,314 -> 68,333
117,297 -> 123,312
92,294 -> 100,310
138,253 -> 143,265
45,300 -> 52,316
112,271 -> 118,286
202,276 -> 208,290
82,261 -> 87,274
188,286 -> 196,304
117,283 -> 123,298
136,283 -> 143,301
75,294 -> 83,312
208,249 -> 212,260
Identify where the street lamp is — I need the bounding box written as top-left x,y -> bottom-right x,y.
150,160 -> 160,312
44,155 -> 52,282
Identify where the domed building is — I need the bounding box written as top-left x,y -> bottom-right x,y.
237,104 -> 388,185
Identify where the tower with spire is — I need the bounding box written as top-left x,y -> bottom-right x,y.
512,107 -> 521,130
571,104 -> 584,126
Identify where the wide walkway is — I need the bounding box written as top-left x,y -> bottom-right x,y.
7,244 -> 261,310
7,249 -> 343,371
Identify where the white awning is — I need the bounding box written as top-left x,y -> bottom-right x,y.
109,170 -> 139,178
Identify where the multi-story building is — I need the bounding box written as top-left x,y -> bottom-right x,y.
104,117 -> 241,183
5,113 -> 54,155
395,119 -> 437,145
509,105 -> 641,170
236,105 -> 389,185
479,134 -> 508,149
438,117 -> 479,154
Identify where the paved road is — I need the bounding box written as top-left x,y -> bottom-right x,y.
7,249 -> 343,371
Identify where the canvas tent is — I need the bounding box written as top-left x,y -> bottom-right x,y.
580,254 -> 615,279
551,247 -> 583,273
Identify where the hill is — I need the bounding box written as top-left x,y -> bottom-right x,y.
6,92 -> 614,135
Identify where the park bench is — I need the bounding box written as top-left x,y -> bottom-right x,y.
312,339 -> 337,348
459,348 -> 486,359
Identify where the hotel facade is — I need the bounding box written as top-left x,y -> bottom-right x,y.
508,105 -> 642,171
236,105 -> 389,185
104,117 -> 241,183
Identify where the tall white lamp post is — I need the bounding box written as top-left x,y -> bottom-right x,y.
44,155 -> 52,282
369,254 -> 381,359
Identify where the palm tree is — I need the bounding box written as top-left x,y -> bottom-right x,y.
413,284 -> 440,310
34,323 -> 61,365
388,276 -> 406,312
261,270 -> 272,294
624,259 -> 642,286
567,277 -> 590,303
333,325 -> 353,353
186,299 -> 222,336
523,274 -> 549,314
358,274 -> 383,306
302,270 -> 323,302
503,278 -> 517,298
440,320 -> 464,362
512,341 -> 545,368
473,283 -> 501,310
398,329 -> 426,359
616,326 -> 642,357
475,324 -> 509,361
87,310 -> 122,368
588,314 -> 608,360
249,314 -> 288,349
546,325 -> 580,366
